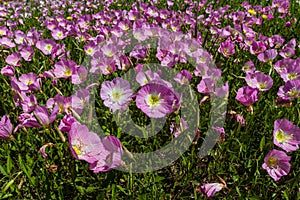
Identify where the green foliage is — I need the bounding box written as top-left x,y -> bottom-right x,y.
1,0 -> 300,199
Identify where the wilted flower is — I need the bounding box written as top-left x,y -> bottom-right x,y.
170,117 -> 188,138
38,143 -> 55,159
273,119 -> 300,152
200,183 -> 225,198
21,106 -> 58,128
262,149 -> 291,181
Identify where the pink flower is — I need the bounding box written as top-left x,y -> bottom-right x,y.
245,71 -> 273,91
89,136 -> 123,173
1,65 -> 15,76
242,61 -> 256,74
257,49 -> 278,63
100,78 -> 133,112
36,39 -> 58,55
236,86 -> 259,106
53,59 -> 77,79
68,122 -> 102,163
59,114 -> 76,132
200,183 -> 225,198
0,115 -> 13,140
218,41 -> 235,57
273,119 -> 300,152
5,52 -> 21,67
174,70 -> 192,85
136,83 -> 181,118
262,149 -> 291,181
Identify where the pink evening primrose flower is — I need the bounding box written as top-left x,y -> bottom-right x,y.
100,78 -> 133,112
68,122 -> 103,163
0,115 -> 13,140
235,86 -> 259,106
36,39 -> 58,55
174,70 -> 192,85
136,82 -> 181,118
200,183 -> 225,198
53,59 -> 77,79
273,119 -> 300,152
262,149 -> 291,181
245,71 -> 273,91
5,52 -> 21,67
89,136 -> 123,173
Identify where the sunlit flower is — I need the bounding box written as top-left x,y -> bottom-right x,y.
100,78 -> 133,112
273,119 -> 300,152
136,83 -> 181,118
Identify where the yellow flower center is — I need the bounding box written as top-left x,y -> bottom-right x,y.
288,73 -> 297,80
287,88 -> 300,98
262,14 -> 268,19
258,82 -> 267,90
223,48 -> 229,55
266,156 -> 278,168
275,129 -> 293,143
57,32 -> 63,37
72,145 -> 82,156
64,69 -> 72,77
111,90 -> 122,102
45,44 -> 53,51
147,94 -> 161,107
87,48 -> 93,55
27,79 -> 33,85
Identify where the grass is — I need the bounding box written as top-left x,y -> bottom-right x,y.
1,0 -> 300,199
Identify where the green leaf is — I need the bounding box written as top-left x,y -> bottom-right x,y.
6,155 -> 12,174
0,164 -> 8,176
116,185 -> 128,195
18,155 -> 35,186
260,136 -> 265,152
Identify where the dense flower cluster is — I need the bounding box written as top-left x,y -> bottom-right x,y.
0,0 -> 299,198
